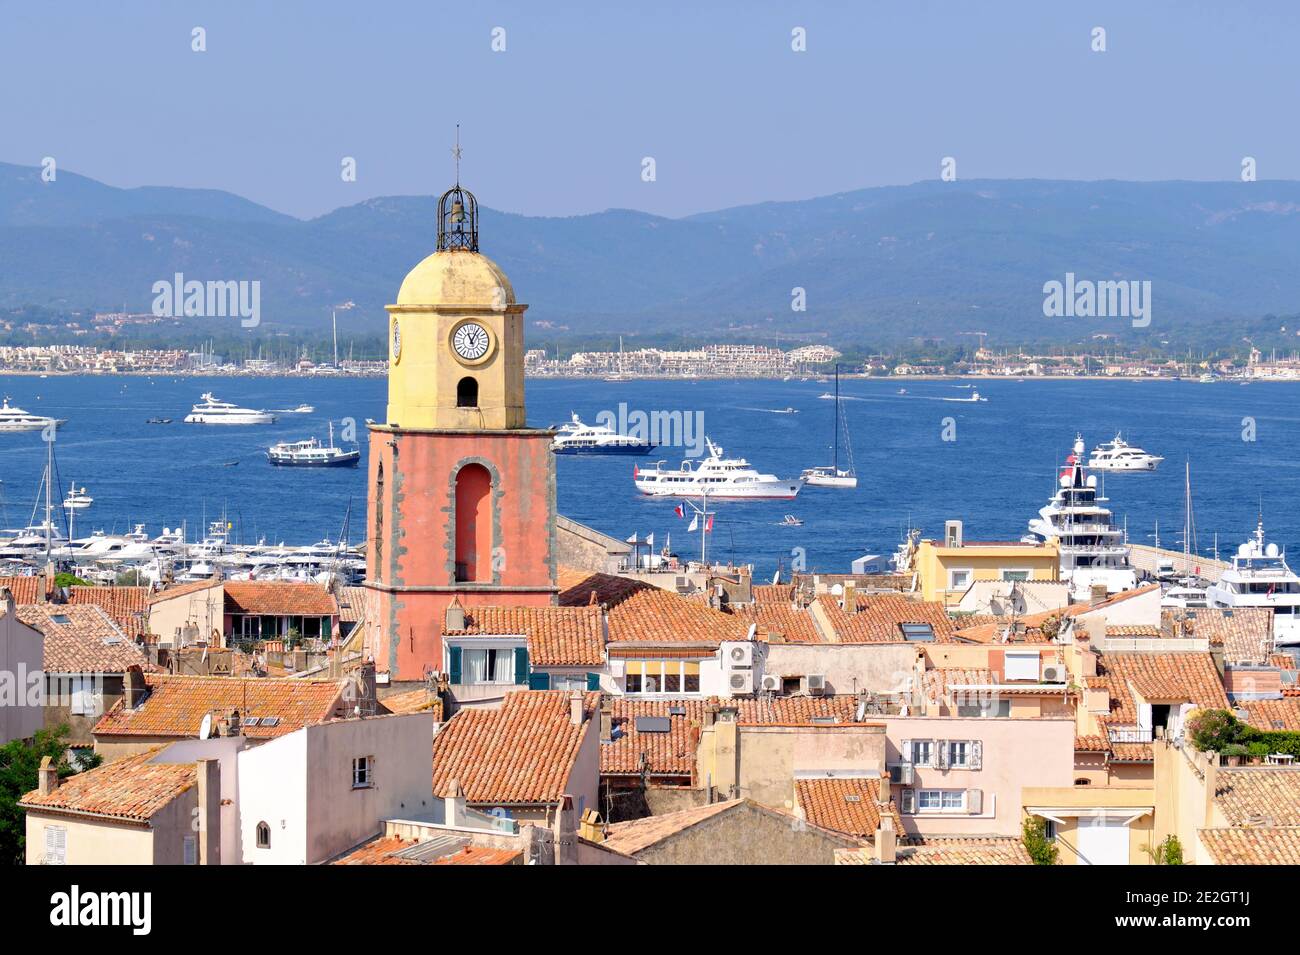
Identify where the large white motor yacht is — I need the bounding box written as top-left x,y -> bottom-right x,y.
0,397 -> 66,433
1087,433 -> 1163,471
634,438 -> 803,500
1025,434 -> 1137,599
184,393 -> 275,425
552,413 -> 656,455
1205,520 -> 1300,646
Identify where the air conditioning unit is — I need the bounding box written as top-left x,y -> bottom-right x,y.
888,763 -> 915,785
728,668 -> 755,695
1041,663 -> 1067,683
760,673 -> 782,693
723,641 -> 754,668
805,673 -> 827,695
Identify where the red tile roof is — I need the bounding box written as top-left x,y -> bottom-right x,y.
329,835 -> 420,865
15,604 -> 157,675
794,777 -> 904,839
432,691 -> 598,805
559,570 -> 748,645
19,748 -> 194,822
446,605 -> 604,667
1198,827 -> 1300,865
895,836 -> 1033,865
433,846 -> 522,865
816,593 -> 957,643
1170,607 -> 1272,663
224,581 -> 338,616
1242,698 -> 1300,732
1095,651 -> 1228,726
68,586 -> 151,638
1214,769 -> 1300,826
601,800 -> 741,855
0,575 -> 45,604
148,578 -> 221,605
731,600 -> 823,644
93,673 -> 347,740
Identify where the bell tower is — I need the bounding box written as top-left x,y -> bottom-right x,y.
365,164 -> 558,685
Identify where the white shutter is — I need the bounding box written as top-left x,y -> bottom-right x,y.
69,677 -> 88,717
899,738 -> 912,764
970,740 -> 983,771
44,825 -> 66,865
183,835 -> 197,865
936,739 -> 949,769
900,789 -> 915,814
966,789 -> 983,814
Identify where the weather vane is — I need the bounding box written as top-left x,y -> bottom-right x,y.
451,124 -> 462,186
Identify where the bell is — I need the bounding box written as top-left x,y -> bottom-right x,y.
450,199 -> 465,224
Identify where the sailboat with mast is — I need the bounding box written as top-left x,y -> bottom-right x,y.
1161,461 -> 1209,608
802,364 -> 858,488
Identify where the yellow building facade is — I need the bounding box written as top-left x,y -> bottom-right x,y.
914,522 -> 1059,606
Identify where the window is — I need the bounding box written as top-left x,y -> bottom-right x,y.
352,756 -> 374,789
913,789 -> 966,813
44,825 -> 66,865
624,660 -> 702,695
462,647 -> 515,684
453,463 -> 492,582
550,673 -> 587,691
948,569 -> 972,591
1001,569 -> 1031,582
183,835 -> 197,866
958,698 -> 1011,718
910,740 -> 933,766
1004,651 -> 1040,681
949,741 -> 969,767
456,376 -> 478,408
256,822 -> 271,849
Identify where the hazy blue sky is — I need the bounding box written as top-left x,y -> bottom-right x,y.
3,1 -> 1297,219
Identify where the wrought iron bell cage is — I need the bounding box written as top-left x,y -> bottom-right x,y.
437,185 -> 479,252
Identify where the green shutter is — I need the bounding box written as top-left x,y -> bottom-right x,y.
323,616 -> 332,640
448,646 -> 462,684
514,647 -> 529,684
586,672 -> 601,691
528,672 -> 550,690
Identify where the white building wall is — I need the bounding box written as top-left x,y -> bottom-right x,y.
238,730 -> 309,864
0,607 -> 44,744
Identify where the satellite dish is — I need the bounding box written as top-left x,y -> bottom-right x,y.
831,583 -> 844,596
198,713 -> 212,740
745,623 -> 757,642
1086,475 -> 1097,488
1266,543 -> 1280,557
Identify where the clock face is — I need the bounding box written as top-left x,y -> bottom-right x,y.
391,320 -> 402,362
452,322 -> 491,362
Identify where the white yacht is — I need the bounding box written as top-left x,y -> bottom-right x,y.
1025,434 -> 1137,598
1205,520 -> 1300,645
0,397 -> 66,433
635,438 -> 803,500
267,422 -> 360,467
62,483 -> 93,511
1087,433 -> 1163,471
552,413 -> 656,455
802,365 -> 857,488
184,393 -> 275,425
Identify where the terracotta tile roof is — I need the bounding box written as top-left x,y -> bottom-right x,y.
338,586 -> 368,624
1214,769 -> 1300,826
1198,827 -> 1300,865
380,687 -> 444,720
895,836 -> 1033,865
559,569 -> 748,645
602,800 -> 741,854
330,835 -> 420,865
14,604 -> 157,675
1095,651 -> 1228,726
601,696 -> 862,778
950,620 -> 1052,644
1270,653 -> 1295,670
1106,625 -> 1163,637
794,777 -> 904,839
752,584 -> 796,604
68,586 -> 150,638
1241,698 -> 1300,732
148,578 -> 221,605
432,690 -> 598,805
731,600 -> 823,644
432,846 -> 522,865
224,581 -> 337,616
93,673 -> 346,740
1109,742 -> 1155,762
1074,734 -> 1110,753
19,747 -> 194,822
446,605 -> 604,667
0,575 -> 44,604
816,593 -> 957,644
1169,608 -> 1273,664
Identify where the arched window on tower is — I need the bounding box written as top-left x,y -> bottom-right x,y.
454,463 -> 492,582
256,821 -> 271,849
457,376 -> 478,408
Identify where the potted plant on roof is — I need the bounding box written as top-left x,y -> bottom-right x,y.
1220,743 -> 1248,767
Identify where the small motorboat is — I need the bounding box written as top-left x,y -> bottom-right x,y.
779,514 -> 804,527
146,417 -> 172,424
219,460 -> 240,467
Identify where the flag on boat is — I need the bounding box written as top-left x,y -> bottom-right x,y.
688,514 -> 699,532
706,514 -> 715,532
633,464 -> 639,478
646,532 -> 654,549
674,503 -> 684,518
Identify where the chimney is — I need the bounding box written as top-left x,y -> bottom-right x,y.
222,708 -> 242,737
0,587 -> 13,618
196,757 -> 221,865
125,665 -> 148,709
599,700 -> 613,742
443,778 -> 466,827
444,598 -> 465,633
569,691 -> 585,726
1089,583 -> 1108,606
842,580 -> 857,613
874,816 -> 897,864
553,794 -> 578,866
39,564 -> 54,603
877,775 -> 891,807
38,756 -> 59,795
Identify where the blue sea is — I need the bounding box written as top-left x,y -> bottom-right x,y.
1,375 -> 1297,575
